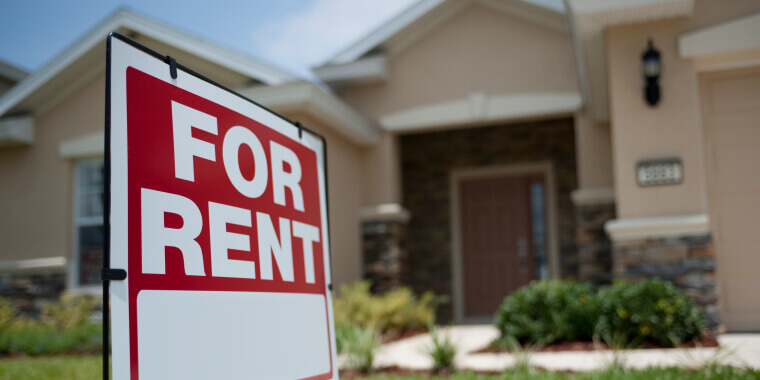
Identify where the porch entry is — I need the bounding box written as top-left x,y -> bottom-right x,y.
456,171 -> 549,319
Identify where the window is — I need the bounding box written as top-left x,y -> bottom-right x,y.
530,181 -> 548,280
74,159 -> 104,286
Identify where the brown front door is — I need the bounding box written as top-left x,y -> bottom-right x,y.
459,174 -> 544,318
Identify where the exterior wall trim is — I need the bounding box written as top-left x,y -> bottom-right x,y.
359,203 -> 411,223
449,161 -> 559,323
59,132 -> 104,159
380,92 -> 582,133
605,214 -> 710,242
570,187 -> 615,206
679,13 -> 760,59
0,257 -> 66,273
567,0 -> 694,23
313,55 -> 388,85
0,116 -> 34,147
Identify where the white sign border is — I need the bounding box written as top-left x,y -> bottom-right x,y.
107,33 -> 337,380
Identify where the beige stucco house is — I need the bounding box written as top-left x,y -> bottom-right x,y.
0,0 -> 758,331
0,9 -> 378,300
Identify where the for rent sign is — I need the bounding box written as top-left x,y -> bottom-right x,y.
106,34 -> 337,380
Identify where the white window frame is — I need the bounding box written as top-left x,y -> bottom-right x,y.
70,157 -> 105,293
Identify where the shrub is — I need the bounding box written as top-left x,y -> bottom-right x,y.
0,319 -> 102,356
595,278 -> 705,347
0,295 -> 101,356
494,280 -> 597,346
0,297 -> 18,330
341,325 -> 381,373
41,295 -> 96,329
333,281 -> 436,335
425,325 -> 457,373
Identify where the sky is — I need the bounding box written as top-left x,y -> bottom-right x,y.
0,0 -> 563,79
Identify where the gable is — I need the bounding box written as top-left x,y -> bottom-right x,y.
340,3 -> 579,122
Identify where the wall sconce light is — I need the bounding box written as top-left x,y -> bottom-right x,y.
641,39 -> 661,106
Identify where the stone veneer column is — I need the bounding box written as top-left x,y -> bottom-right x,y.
0,270 -> 66,313
606,216 -> 719,329
360,204 -> 411,294
572,189 -> 616,285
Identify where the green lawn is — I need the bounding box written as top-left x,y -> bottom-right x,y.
0,356 -> 101,380
354,367 -> 760,379
0,356 -> 757,380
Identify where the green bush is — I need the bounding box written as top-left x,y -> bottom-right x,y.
41,295 -> 96,329
595,279 -> 705,346
333,281 -> 436,335
494,279 -> 706,348
0,296 -> 101,356
0,297 -> 18,330
0,320 -> 102,356
494,280 -> 597,346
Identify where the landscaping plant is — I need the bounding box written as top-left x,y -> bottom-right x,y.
494,280 -> 598,346
502,335 -> 540,374
342,325 -> 382,373
40,295 -> 96,330
333,281 -> 436,336
424,325 -> 457,373
0,296 -> 101,356
594,279 -> 705,347
494,279 -> 706,349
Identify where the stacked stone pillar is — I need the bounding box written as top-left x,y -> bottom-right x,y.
573,189 -> 616,285
360,204 -> 410,294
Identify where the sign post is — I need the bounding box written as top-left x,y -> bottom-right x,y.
104,33 -> 337,380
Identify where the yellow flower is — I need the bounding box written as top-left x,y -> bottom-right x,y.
617,308 -> 628,319
657,299 -> 667,309
640,325 -> 651,335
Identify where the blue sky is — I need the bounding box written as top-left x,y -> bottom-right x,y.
0,0 -> 418,78
0,0 -> 563,79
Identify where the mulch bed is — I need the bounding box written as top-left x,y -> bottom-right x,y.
472,331 -> 719,354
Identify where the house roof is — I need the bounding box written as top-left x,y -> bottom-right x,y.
0,60 -> 28,83
314,0 -> 567,83
239,81 -> 379,146
0,8 -> 298,118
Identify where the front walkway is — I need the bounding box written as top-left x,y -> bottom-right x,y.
373,325 -> 760,372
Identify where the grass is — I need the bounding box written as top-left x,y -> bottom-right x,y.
0,356 -> 757,380
347,366 -> 760,379
0,356 -> 101,380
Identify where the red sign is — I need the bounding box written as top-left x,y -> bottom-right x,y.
108,35 -> 336,380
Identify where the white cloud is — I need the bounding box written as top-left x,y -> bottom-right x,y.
251,0 -> 418,78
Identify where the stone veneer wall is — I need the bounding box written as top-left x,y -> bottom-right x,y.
0,272 -> 66,315
576,202 -> 616,285
612,235 -> 719,328
400,118 -> 578,320
361,219 -> 409,294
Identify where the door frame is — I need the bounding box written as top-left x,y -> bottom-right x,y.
449,162 -> 560,323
